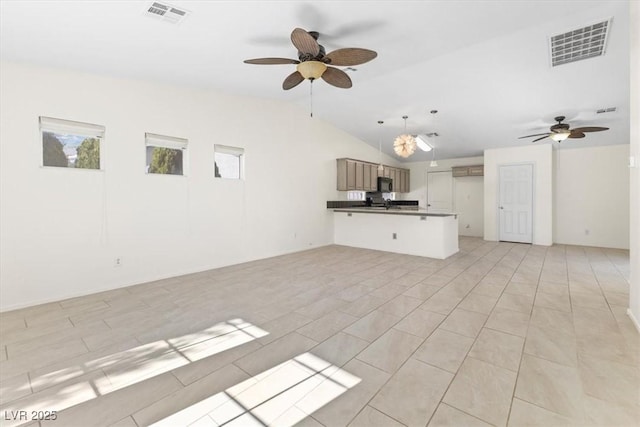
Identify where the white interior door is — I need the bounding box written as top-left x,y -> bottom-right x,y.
499,164 -> 533,243
427,171 -> 453,213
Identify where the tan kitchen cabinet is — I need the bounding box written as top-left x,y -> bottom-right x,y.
337,158 -> 410,192
337,159 -> 357,190
452,165 -> 484,177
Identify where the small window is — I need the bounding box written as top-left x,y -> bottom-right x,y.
214,145 -> 244,179
40,116 -> 105,170
145,133 -> 187,176
347,191 -> 366,201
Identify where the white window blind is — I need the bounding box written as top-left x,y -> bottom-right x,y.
145,133 -> 188,150
214,145 -> 244,156
39,116 -> 105,138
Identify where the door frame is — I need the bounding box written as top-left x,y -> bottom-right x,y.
496,162 -> 535,243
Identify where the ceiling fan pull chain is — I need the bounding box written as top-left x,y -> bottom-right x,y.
310,79 -> 314,118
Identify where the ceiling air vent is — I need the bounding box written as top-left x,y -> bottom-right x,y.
145,1 -> 189,24
596,107 -> 617,114
550,19 -> 611,67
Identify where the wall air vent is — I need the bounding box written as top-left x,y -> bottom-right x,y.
145,1 -> 189,24
550,19 -> 611,67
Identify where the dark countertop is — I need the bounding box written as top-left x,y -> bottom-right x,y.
327,200 -> 419,209
333,208 -> 457,217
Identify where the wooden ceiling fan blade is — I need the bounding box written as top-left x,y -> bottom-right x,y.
531,135 -> 550,143
244,58 -> 300,65
324,48 -> 377,66
519,133 -> 550,139
569,131 -> 586,138
571,126 -> 609,133
321,67 -> 352,88
291,28 -> 319,56
282,71 -> 305,90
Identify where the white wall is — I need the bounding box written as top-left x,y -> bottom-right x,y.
0,61 -> 398,311
629,0 -> 640,330
454,176 -> 484,237
554,145 -> 630,249
484,144 -> 553,246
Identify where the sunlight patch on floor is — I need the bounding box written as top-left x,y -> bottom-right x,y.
151,352 -> 361,427
1,319 -> 268,422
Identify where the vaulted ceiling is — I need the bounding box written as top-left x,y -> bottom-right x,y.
0,1 -> 631,161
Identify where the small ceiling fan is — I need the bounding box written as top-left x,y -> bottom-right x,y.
519,116 -> 609,142
244,28 -> 377,90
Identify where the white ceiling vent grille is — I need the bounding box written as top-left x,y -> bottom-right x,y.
145,2 -> 189,24
596,107 -> 617,114
550,19 -> 611,67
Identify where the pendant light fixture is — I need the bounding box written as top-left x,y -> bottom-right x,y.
377,120 -> 384,172
393,116 -> 417,158
428,109 -> 438,166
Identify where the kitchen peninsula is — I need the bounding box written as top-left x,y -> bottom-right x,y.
333,208 -> 459,259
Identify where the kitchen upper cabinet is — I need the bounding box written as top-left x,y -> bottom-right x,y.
355,162 -> 364,189
468,165 -> 484,176
452,165 -> 484,177
363,163 -> 372,191
452,167 -> 468,177
337,159 -> 357,190
396,169 -> 410,193
337,158 -> 410,192
369,164 -> 378,190
399,169 -> 410,193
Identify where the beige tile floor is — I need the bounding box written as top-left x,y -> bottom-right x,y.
1,238 -> 638,427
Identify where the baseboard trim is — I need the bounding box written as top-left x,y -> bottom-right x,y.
627,308 -> 640,334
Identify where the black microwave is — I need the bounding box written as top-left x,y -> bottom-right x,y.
377,177 -> 393,192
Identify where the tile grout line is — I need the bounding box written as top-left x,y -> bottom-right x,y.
505,243 -> 549,426
429,242 -> 538,427
352,242 -> 525,427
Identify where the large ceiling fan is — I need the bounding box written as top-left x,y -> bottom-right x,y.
519,116 -> 609,143
244,28 -> 377,90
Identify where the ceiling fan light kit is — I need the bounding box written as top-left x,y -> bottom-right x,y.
296,61 -> 327,80
550,131 -> 570,142
519,115 -> 609,143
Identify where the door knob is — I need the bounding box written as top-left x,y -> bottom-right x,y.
499,206 -> 504,209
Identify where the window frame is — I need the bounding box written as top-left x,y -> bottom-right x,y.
145,132 -> 188,177
39,116 -> 105,171
214,144 -> 244,180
